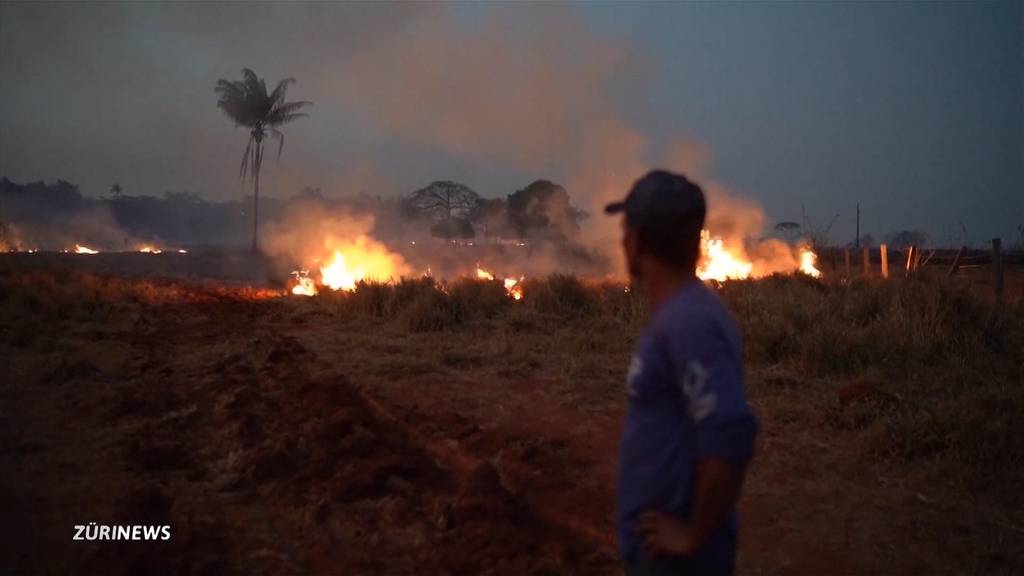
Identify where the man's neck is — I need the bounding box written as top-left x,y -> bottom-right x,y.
644,267 -> 699,311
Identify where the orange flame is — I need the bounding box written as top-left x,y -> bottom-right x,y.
74,244 -> 99,254
798,248 -> 821,278
290,270 -> 317,296
319,236 -> 407,292
504,276 -> 524,301
477,266 -> 525,300
697,230 -> 752,281
139,245 -> 162,254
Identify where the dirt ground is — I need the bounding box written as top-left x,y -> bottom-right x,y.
1,273 -> 1018,575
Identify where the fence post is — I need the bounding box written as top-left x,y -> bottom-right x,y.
863,246 -> 870,276
947,245 -> 966,278
993,238 -> 1003,304
880,244 -> 889,279
844,248 -> 851,278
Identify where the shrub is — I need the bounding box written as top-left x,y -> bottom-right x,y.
526,273 -> 596,317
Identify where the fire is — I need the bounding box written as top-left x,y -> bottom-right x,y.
74,244 -> 99,254
290,270 -> 317,296
697,230 -> 752,282
320,251 -> 362,291
504,276 -> 524,301
798,247 -> 821,278
477,266 -> 525,300
319,236 -> 406,292
139,245 -> 162,254
694,230 -> 823,281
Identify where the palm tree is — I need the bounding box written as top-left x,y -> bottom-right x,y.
215,68 -> 310,251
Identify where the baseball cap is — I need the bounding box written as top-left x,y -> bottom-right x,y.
604,169 -> 706,233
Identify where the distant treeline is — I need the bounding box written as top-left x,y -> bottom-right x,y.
0,177 -> 589,250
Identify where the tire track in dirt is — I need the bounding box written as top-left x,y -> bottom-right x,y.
2,293 -> 617,575
355,384 -> 615,554
117,298 -> 616,574
337,373 -> 623,564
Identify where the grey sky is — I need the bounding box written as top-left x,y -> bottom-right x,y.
1,1 -> 1020,245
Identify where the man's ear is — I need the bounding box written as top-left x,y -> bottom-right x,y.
624,226 -> 642,278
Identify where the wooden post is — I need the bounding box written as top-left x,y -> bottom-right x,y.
904,245 -> 915,277
880,244 -> 889,279
947,245 -> 966,278
844,248 -> 851,277
855,203 -> 860,248
993,238 -> 1003,304
863,246 -> 870,276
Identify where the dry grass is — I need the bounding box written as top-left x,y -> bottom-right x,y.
5,268 -> 1020,487
267,270 -> 1024,496
3,268 -> 1023,572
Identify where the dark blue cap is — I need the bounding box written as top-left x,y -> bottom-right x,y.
604,170 -> 706,235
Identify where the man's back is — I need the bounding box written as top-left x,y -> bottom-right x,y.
617,281 -> 757,573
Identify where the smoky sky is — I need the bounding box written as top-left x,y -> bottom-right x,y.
1,1 -> 1021,245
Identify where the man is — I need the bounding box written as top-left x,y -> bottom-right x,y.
605,170 -> 758,575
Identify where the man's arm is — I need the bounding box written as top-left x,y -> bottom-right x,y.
637,457 -> 748,556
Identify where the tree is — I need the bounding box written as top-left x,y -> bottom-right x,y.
215,68 -> 310,251
846,233 -> 875,248
469,196 -> 510,239
430,218 -> 475,240
109,182 -> 123,198
162,190 -> 203,204
407,180 -> 480,221
297,186 -> 324,201
506,180 -> 584,242
773,221 -> 801,242
406,181 -> 481,240
800,205 -> 839,248
884,230 -> 928,250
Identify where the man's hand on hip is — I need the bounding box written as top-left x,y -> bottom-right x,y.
636,511 -> 696,557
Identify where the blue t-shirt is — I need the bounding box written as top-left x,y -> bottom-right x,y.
617,281 -> 758,571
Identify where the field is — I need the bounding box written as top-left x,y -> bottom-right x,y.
1,261 -> 1023,575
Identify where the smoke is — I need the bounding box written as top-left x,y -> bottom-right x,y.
337,5 -> 798,276
0,180 -> 142,251
3,2 -> 798,279
335,4 -> 656,272
262,199 -> 411,279
46,207 -> 136,251
261,195 -> 611,284
341,6 -> 635,175
662,141 -> 809,276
